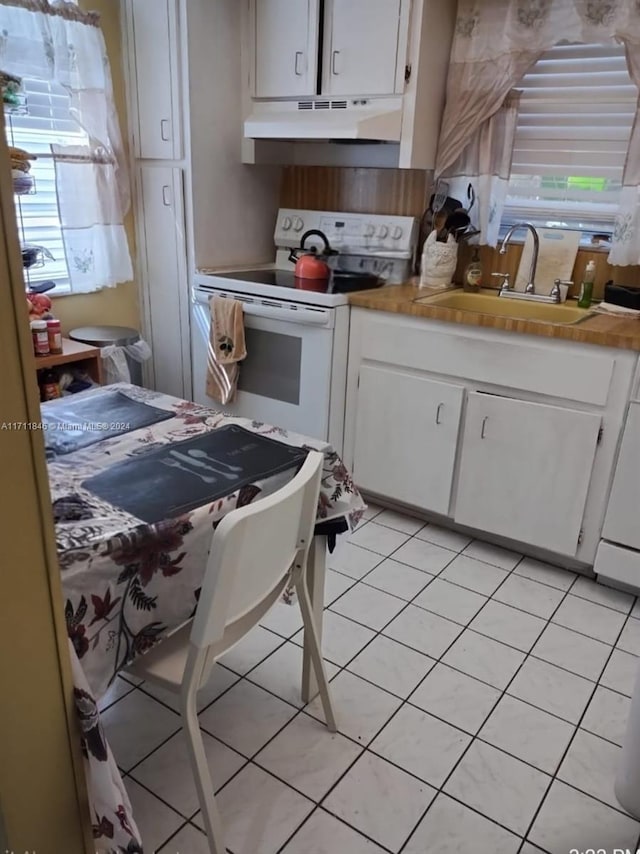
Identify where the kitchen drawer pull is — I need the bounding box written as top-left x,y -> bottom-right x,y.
160,118 -> 171,141
481,416 -> 488,439
162,185 -> 172,207
294,51 -> 304,76
435,403 -> 444,425
332,50 -> 340,75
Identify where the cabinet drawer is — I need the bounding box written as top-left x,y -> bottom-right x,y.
595,541 -> 640,591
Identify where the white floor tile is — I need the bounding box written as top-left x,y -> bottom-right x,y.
444,740 -> 549,836
383,604 -> 463,659
130,729 -> 245,817
330,582 -> 406,631
410,663 -> 501,734
292,610 -> 376,667
306,670 -> 402,745
520,845 -> 546,854
328,541 -> 384,580
552,595 -> 627,645
532,623 -> 611,682
349,522 -> 410,556
470,600 -> 547,652
582,685 -> 632,746
123,778 -> 184,853
260,600 -> 305,638
557,729 -> 623,809
363,559 -> 433,601
139,664 -> 238,714
508,657 -> 594,725
617,617 -> 640,656
347,635 -> 436,698
571,575 -> 635,613
442,630 -> 525,690
404,793 -> 521,854
462,540 -> 522,570
415,523 -> 472,553
375,509 -> 425,535
194,763 -> 314,854
479,694 -> 574,775
529,780 -> 640,854
255,713 -> 362,801
220,625 -> 286,675
493,574 -> 565,619
158,823 -> 208,853
248,642 -> 338,709
514,557 -> 576,591
362,502 -> 384,520
632,599 -> 640,619
282,809 -> 386,853
440,554 -> 509,596
600,648 -> 639,697
392,537 -> 458,574
324,569 -> 356,605
371,704 -> 470,787
414,577 -> 487,625
323,751 -> 436,853
98,676 -> 135,712
198,680 -> 297,757
101,689 -> 180,772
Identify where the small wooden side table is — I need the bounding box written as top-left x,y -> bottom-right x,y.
34,337 -> 103,385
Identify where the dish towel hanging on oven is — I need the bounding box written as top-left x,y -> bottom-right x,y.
206,296 -> 247,404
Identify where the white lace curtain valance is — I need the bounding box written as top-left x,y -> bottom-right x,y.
436,0 -> 640,263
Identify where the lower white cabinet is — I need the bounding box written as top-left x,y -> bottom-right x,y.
454,392 -> 602,556
602,401 -> 640,551
353,365 -> 464,515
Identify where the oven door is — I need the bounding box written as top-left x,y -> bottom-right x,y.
191,289 -> 335,440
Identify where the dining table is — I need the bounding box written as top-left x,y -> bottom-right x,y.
44,382 -> 365,854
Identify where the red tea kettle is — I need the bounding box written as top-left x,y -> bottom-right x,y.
288,229 -> 337,291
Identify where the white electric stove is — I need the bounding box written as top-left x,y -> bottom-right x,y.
191,209 -> 417,450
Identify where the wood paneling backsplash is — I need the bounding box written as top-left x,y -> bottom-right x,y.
456,243 -> 640,301
280,166 -> 430,217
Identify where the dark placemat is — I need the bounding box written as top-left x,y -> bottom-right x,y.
82,425 -> 309,524
43,390 -> 174,456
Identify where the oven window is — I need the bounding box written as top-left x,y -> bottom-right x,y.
238,328 -> 302,405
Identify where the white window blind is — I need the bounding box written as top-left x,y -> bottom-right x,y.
505,42 -> 639,231
7,77 -> 88,293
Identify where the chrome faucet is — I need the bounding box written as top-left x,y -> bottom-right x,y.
499,222 -> 539,294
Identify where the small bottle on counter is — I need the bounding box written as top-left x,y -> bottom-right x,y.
578,260 -> 596,309
463,247 -> 483,292
30,319 -> 49,356
40,368 -> 61,400
46,318 -> 63,354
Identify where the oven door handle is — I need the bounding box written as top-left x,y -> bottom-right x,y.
195,292 -> 331,327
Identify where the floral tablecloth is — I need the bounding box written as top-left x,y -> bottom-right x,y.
47,383 -> 365,853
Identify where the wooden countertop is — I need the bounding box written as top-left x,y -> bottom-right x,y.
349,283 -> 640,351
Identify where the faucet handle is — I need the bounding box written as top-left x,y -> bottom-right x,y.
491,272 -> 511,291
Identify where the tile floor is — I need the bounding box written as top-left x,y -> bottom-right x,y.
100,504 -> 640,853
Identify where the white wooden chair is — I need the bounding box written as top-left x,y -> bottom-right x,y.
126,451 -> 336,854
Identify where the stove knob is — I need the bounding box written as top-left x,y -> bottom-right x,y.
282,216 -> 292,231
392,225 -> 403,240
378,225 -> 389,238
293,216 -> 304,232
364,223 -> 375,238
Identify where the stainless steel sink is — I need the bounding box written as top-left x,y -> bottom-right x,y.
414,289 -> 593,325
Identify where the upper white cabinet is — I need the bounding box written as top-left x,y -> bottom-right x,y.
125,0 -> 182,160
454,393 -> 602,557
253,0 -> 320,98
322,0 -> 403,97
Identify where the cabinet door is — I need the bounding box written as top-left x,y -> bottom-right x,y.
129,0 -> 181,159
455,393 -> 601,555
253,0 -> 320,98
353,366 -> 464,514
603,402 -> 640,550
138,166 -> 190,398
323,0 -> 403,96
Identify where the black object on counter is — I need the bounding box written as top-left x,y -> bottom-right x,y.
330,270 -> 382,292
604,281 -> 640,311
82,425 -> 309,524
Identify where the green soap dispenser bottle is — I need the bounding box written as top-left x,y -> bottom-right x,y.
578,260 -> 596,309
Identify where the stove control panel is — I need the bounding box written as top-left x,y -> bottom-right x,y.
275,209 -> 418,259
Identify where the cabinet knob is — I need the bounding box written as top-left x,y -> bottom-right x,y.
160,118 -> 171,142
481,416 -> 488,439
332,50 -> 341,76
162,185 -> 172,207
294,51 -> 304,76
436,403 -> 444,425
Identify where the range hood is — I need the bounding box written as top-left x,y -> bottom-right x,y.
244,97 -> 403,142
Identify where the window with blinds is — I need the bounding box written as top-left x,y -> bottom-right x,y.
505,42 -> 638,232
7,77 -> 88,293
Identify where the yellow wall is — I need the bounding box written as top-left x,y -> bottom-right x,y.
53,0 -> 139,336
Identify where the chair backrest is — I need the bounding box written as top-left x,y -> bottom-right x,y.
189,451 -> 323,651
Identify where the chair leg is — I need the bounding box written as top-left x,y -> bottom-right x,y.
296,575 -> 337,732
181,692 -> 227,853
